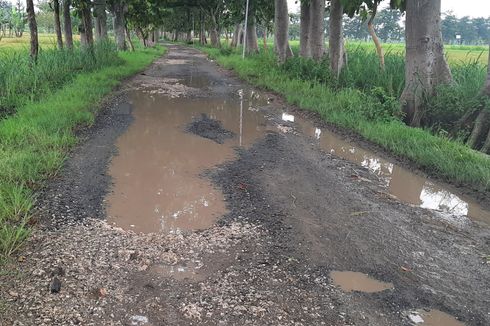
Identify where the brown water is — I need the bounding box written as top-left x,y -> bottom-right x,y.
330,271 -> 394,293
291,115 -> 490,224
409,309 -> 465,326
106,90 -> 269,233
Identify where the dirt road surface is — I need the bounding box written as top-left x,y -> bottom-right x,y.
1,45 -> 490,326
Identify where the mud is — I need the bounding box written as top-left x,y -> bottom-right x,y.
330,271 -> 394,293
2,44 -> 490,326
186,113 -> 235,144
409,309 -> 465,325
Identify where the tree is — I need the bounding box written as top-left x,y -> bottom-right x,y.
26,0 -> 38,60
274,0 -> 292,63
309,0 -> 325,61
11,1 -> 25,37
400,0 -> 452,126
111,0 -> 127,50
53,0 -> 63,48
375,9 -> 403,42
329,0 -> 345,77
299,0 -> 310,57
63,0 -> 74,49
480,45 -> 490,153
94,0 -> 108,41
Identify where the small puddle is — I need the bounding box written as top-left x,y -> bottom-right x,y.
408,309 -> 465,325
291,115 -> 490,224
148,261 -> 205,281
330,271 -> 394,293
106,88 -> 269,233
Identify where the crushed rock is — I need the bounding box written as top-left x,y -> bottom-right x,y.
0,219 -> 261,325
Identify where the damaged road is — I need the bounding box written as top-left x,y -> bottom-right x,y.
1,44 -> 490,326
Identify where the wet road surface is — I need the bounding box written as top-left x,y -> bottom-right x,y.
2,44 -> 490,326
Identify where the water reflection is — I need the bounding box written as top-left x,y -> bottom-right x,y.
106,90 -> 269,234
293,115 -> 490,223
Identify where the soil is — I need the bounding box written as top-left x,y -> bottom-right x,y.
1,44 -> 490,326
186,113 -> 235,144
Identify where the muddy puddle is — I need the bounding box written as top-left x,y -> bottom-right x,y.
330,271 -> 393,293
408,309 -> 465,325
106,90 -> 270,233
289,114 -> 490,224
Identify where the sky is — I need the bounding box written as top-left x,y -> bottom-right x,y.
287,0 -> 490,18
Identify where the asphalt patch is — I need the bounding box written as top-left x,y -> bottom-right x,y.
186,113 -> 234,144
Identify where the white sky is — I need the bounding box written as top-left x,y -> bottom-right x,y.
287,0 -> 490,18
7,0 -> 490,19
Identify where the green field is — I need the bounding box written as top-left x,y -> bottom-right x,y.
0,34 -> 81,53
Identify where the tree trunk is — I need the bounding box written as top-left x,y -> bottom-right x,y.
246,14 -> 259,54
199,10 -> 207,45
400,0 -> 452,127
308,0 -> 325,61
210,15 -> 221,48
63,0 -> 73,49
53,0 -> 63,49
95,0 -> 108,41
466,110 -> 490,149
80,1 -> 94,47
299,1 -> 310,58
26,0 -> 38,61
263,27 -> 267,52
367,4 -> 384,70
113,1 -> 126,50
231,23 -> 242,48
329,0 -> 345,77
485,43 -> 490,96
125,24 -> 134,51
274,0 -> 292,63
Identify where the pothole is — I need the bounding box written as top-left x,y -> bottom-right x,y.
408,309 -> 465,325
330,271 -> 394,293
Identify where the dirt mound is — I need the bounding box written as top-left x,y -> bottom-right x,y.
186,113 -> 235,144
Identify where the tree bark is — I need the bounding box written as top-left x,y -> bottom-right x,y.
246,9 -> 259,55
63,0 -> 73,49
308,0 -> 325,61
367,3 -> 384,70
485,43 -> 490,96
113,1 -> 126,50
53,0 -> 63,49
125,23 -> 134,51
26,0 -> 38,61
400,0 -> 452,127
274,0 -> 292,63
329,0 -> 345,77
231,23 -> 242,48
466,110 -> 489,149
209,14 -> 221,48
299,1 -> 310,58
80,1 -> 94,47
94,0 -> 108,41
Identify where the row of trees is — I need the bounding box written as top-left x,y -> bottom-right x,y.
0,0 -> 26,39
442,13 -> 490,45
18,0 -> 490,153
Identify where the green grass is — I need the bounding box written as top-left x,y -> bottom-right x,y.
0,45 -> 165,257
197,45 -> 490,192
284,40 -> 489,64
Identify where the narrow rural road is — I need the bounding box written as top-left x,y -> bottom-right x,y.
2,45 -> 490,326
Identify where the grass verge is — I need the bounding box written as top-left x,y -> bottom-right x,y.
197,45 -> 490,192
0,45 -> 165,258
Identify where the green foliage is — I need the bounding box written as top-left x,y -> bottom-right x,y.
0,41 -> 120,117
0,45 -> 165,258
425,60 -> 487,131
196,44 -> 490,192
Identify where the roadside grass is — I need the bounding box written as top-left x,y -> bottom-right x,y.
0,40 -> 118,117
0,45 -> 165,258
197,45 -> 490,192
